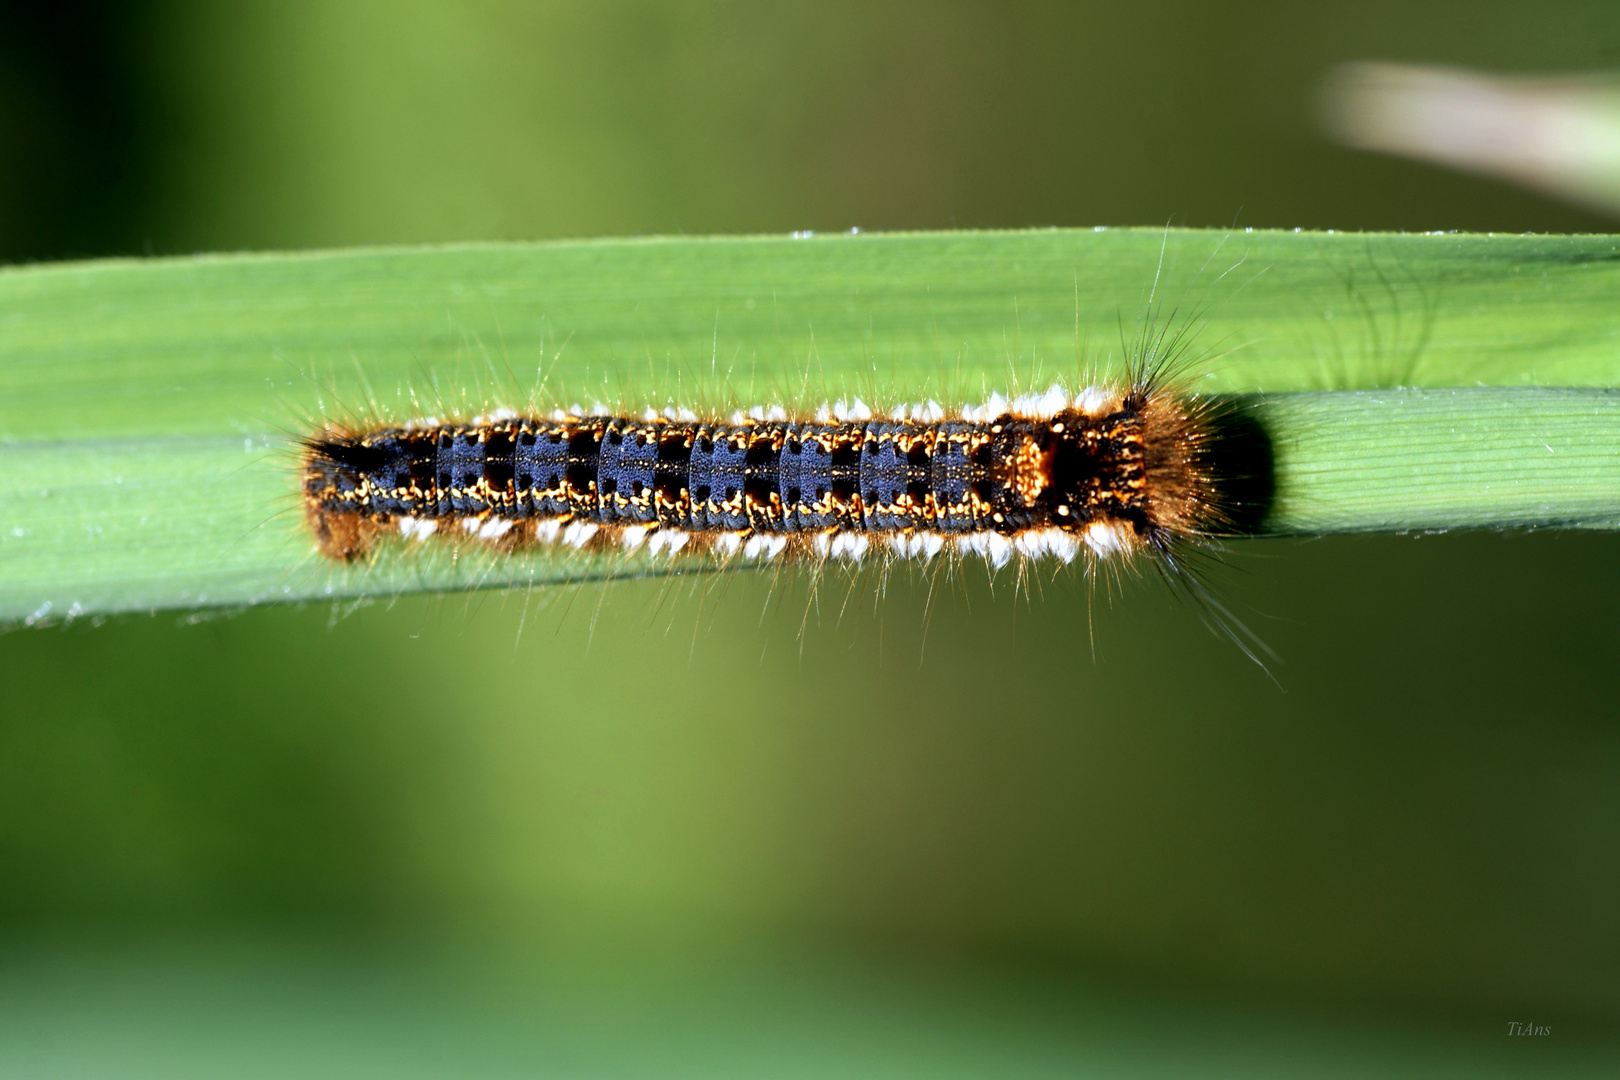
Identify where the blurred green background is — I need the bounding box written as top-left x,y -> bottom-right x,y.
2,1 -> 1618,1075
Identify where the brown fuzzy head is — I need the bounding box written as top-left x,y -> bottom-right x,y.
1135,387 -> 1273,548
1137,391 -> 1222,543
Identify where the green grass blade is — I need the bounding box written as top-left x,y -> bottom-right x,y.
3,227 -> 1620,621
1258,387 -> 1620,533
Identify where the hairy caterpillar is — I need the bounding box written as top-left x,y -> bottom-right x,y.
299,366 -> 1269,581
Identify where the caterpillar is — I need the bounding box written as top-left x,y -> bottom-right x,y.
299,370 -> 1267,577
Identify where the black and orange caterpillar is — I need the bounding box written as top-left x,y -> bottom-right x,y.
301,377 -> 1265,571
